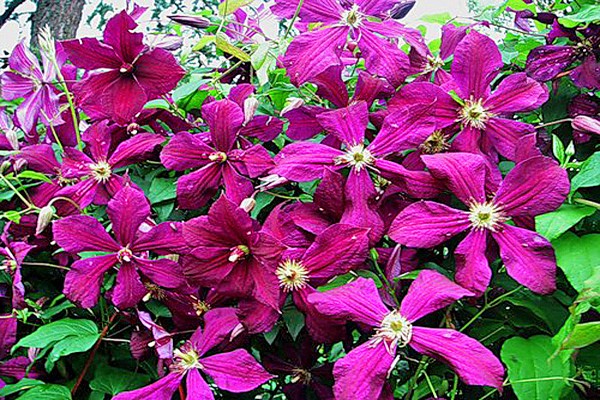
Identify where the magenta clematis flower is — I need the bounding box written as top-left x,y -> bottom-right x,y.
62,11 -> 185,125
160,99 -> 273,209
389,153 -> 570,295
0,233 -> 34,309
182,195 -> 285,310
52,185 -> 187,308
1,42 -> 63,134
56,121 -> 164,208
308,271 -> 505,400
390,31 -> 549,161
274,0 -> 423,86
113,308 -> 274,400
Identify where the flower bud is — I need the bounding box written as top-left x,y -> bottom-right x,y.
390,0 -> 416,20
572,116 -> 600,135
240,197 -> 256,213
5,129 -> 19,150
257,174 -> 288,191
168,14 -> 211,29
127,123 -> 140,135
36,205 -> 55,235
281,97 -> 305,115
243,97 -> 259,124
0,161 -> 11,174
565,141 -> 575,157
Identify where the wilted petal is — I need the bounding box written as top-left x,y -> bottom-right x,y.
308,277 -> 388,327
160,132 -> 214,171
113,372 -> 183,400
571,55 -> 600,90
493,156 -> 569,217
109,133 -> 164,169
410,327 -> 504,389
454,229 -> 491,297
134,257 -> 186,289
421,153 -> 487,205
451,31 -> 502,99
53,215 -> 119,253
333,341 -> 395,400
201,349 -> 274,392
64,255 -> 118,308
202,99 -> 244,152
484,73 -> 548,114
186,368 -> 214,400
388,202 -> 470,248
107,186 -> 150,246
492,224 -> 556,294
111,262 -> 147,309
273,142 -> 341,182
317,102 -> 368,145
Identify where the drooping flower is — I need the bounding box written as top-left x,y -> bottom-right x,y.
62,10 -> 185,124
308,271 -> 504,400
161,99 -> 273,209
274,0 -> 423,86
113,308 -> 274,400
182,195 -> 285,310
389,153 -> 570,295
0,42 -> 63,134
52,185 -> 187,308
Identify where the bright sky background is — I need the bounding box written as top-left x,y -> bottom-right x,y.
0,0 -> 503,53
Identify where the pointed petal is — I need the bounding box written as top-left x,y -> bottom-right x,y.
202,99 -> 243,152
374,159 -> 442,199
284,106 -> 326,140
111,262 -> 147,309
160,132 -> 213,171
62,38 -> 120,70
388,202 -> 470,248
107,186 -> 150,246
294,287 -> 346,343
421,153 -> 487,205
484,73 -> 549,114
353,70 -> 394,105
186,368 -> 214,400
133,221 -> 188,254
273,142 -> 341,182
103,10 -> 144,62
341,169 -> 384,243
485,118 -> 536,160
64,255 -> 117,308
234,145 -> 274,178
358,29 -> 410,87
101,76 -> 147,125
109,133 -> 164,169
451,31 -> 502,99
176,163 -> 222,209
196,307 -> 240,355
201,349 -> 274,392
525,45 -> 575,82
400,269 -> 473,322
53,215 -> 120,253
134,48 -> 185,99
333,341 -> 395,400
494,156 -> 569,217
317,102 -> 368,145
454,229 -> 491,297
308,277 -> 388,327
492,224 -> 556,294
113,372 -> 183,400
222,164 -> 254,205
239,115 -> 284,142
134,258 -> 186,289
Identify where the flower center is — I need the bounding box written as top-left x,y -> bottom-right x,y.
1,259 -> 17,271
291,368 -> 312,385
192,299 -> 211,316
208,151 -> 228,163
172,343 -> 203,372
143,282 -> 166,301
341,4 -> 363,28
228,245 -> 250,263
89,161 -> 112,183
425,55 -> 444,72
459,98 -> 491,130
117,247 -> 134,263
335,144 -> 374,171
276,259 -> 310,291
420,130 -> 450,154
119,63 -> 135,74
371,310 -> 413,351
468,201 -> 504,231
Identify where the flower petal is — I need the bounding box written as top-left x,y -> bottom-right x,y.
454,229 -> 491,297
317,102 -> 368,146
107,186 -> 150,246
195,307 -> 240,356
113,372 -> 183,400
341,169 -> 384,244
525,45 -> 575,82
53,215 -> 120,253
201,349 -> 274,392
176,163 -> 223,210
62,38 -> 120,70
63,255 -> 117,308
103,10 -> 144,62
186,368 -> 214,400
111,262 -> 147,309
273,142 -> 341,182
485,118 -> 536,160
484,73 -> 549,114
202,99 -> 244,152
108,133 -> 164,169
134,48 -> 185,99
358,28 -> 410,87
160,132 -> 214,171
134,257 -> 186,289
100,75 -> 147,125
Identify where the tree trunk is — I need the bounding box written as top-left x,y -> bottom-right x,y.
30,0 -> 85,47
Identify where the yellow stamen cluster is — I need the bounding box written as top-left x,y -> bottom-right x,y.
89,161 -> 112,183
341,4 -> 363,28
335,144 -> 374,171
420,130 -> 450,154
371,310 -> 413,354
276,259 -> 310,291
468,201 -> 505,231
459,98 -> 492,130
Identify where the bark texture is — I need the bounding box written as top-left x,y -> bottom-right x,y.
30,0 -> 86,47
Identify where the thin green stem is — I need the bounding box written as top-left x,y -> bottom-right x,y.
423,370 -> 438,398
536,118 -> 573,130
51,58 -> 82,150
0,174 -> 36,209
406,356 -> 430,399
283,0 -> 304,40
22,262 -> 70,271
449,374 -> 458,400
574,198 -> 600,210
460,286 -> 523,332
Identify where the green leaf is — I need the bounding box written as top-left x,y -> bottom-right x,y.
535,204 -> 596,241
552,233 -> 600,292
282,307 -> 305,340
559,4 -> 600,28
501,335 -> 574,400
562,322 -> 600,350
0,379 -> 45,396
14,319 -> 98,350
45,334 -> 99,371
3,210 -> 21,223
552,135 -> 565,165
144,99 -> 171,110
251,42 -> 270,70
571,152 -> 600,192
192,35 -> 216,51
216,34 -> 251,62
17,171 -> 52,183
147,178 -> 177,204
250,192 -> 275,219
420,12 -> 452,24
218,0 -> 254,15
16,384 -> 71,400
90,365 -> 151,395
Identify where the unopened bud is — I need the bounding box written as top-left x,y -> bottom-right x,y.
0,161 -> 11,174
572,116 -> 600,136
150,34 -> 183,51
281,97 -> 305,115
168,14 -> 211,29
565,141 -> 575,157
243,97 -> 259,124
36,205 -> 55,235
390,0 -> 416,20
5,129 -> 19,150
240,197 -> 256,213
257,174 -> 288,191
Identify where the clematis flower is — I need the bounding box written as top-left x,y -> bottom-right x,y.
62,11 -> 185,125
56,121 -> 164,208
182,195 -> 285,310
1,42 -> 63,134
160,99 -> 273,209
114,308 -> 274,400
274,0 -> 423,86
0,233 -> 34,309
308,271 -> 504,400
389,31 -> 549,161
389,153 -> 569,295
52,185 -> 186,308
273,101 -> 441,242
0,110 -> 20,152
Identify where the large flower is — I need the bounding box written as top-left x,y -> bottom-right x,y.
113,308 -> 273,400
160,99 -> 273,209
52,185 -> 187,308
62,11 -> 185,124
308,271 -> 504,400
389,153 -> 570,295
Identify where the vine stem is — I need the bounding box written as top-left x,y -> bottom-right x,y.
460,286 -> 523,333
22,262 -> 70,271
536,118 -> 573,130
574,198 -> 600,210
71,311 -> 118,396
283,0 -> 304,40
